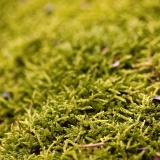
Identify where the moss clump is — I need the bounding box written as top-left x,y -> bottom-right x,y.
0,0 -> 160,159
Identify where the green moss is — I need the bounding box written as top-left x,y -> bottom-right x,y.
0,0 -> 160,159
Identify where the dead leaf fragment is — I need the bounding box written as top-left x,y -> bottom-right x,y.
112,61 -> 120,68
152,95 -> 160,103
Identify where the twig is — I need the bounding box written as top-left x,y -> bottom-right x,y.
79,142 -> 104,148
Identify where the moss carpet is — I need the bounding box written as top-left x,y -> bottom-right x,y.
0,0 -> 160,159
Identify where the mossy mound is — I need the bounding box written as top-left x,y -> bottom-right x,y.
0,0 -> 160,159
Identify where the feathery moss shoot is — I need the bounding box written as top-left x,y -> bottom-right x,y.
0,0 -> 160,159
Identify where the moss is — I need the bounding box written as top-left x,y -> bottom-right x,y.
0,0 -> 160,159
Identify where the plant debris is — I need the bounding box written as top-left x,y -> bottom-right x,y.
2,91 -> 11,100
112,61 -> 120,68
152,95 -> 160,103
44,3 -> 54,14
137,147 -> 148,153
79,142 -> 104,148
153,152 -> 160,160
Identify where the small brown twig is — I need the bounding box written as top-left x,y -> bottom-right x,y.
79,142 -> 104,148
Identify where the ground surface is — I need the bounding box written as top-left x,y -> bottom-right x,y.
0,0 -> 160,159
